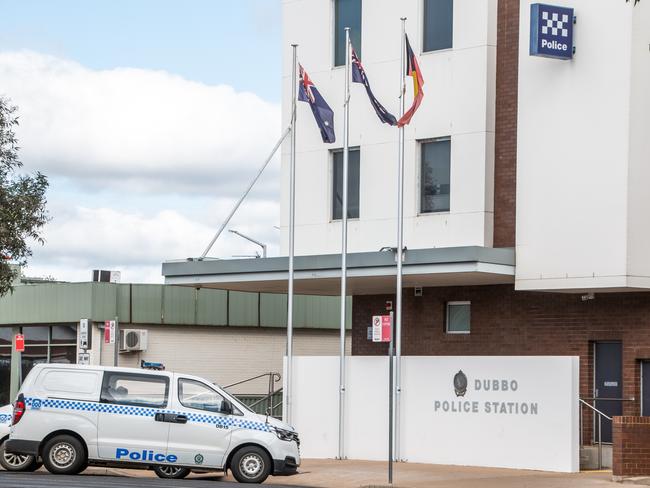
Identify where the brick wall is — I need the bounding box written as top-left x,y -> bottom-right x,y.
493,0 -> 520,247
613,417 -> 650,477
353,285 -> 650,427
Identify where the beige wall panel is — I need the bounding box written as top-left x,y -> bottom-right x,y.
97,324 -> 351,395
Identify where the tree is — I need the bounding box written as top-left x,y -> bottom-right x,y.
0,96 -> 49,296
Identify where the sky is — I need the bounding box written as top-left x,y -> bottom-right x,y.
0,0 -> 284,283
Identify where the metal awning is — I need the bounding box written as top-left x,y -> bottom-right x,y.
162,246 -> 515,296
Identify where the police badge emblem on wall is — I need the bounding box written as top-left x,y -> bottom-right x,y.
453,370 -> 468,397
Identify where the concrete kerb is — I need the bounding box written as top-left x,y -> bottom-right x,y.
613,476 -> 650,485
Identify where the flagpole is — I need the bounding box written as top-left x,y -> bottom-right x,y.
338,26 -> 351,461
286,43 -> 298,426
395,16 -> 407,464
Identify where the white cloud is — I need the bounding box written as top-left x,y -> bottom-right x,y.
0,50 -> 282,197
25,199 -> 281,283
0,50 -> 286,283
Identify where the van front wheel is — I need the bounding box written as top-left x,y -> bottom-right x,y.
231,446 -> 271,484
42,435 -> 87,475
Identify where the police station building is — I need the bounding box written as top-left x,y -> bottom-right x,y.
163,0 -> 650,474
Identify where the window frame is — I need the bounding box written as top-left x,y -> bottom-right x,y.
422,0 -> 454,53
446,301 -> 471,335
18,325 -> 78,383
418,137 -> 451,215
331,147 -> 361,221
100,371 -> 170,409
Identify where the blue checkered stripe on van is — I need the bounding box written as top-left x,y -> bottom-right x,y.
24,397 -> 271,433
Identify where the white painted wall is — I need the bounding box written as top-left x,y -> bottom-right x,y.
626,3 -> 650,287
516,1 -> 650,291
289,355 -> 579,472
280,0 -> 497,256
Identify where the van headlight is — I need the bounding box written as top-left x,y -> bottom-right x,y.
270,426 -> 299,444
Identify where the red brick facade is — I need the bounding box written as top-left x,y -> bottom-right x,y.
613,417 -> 650,477
494,0 -> 520,248
352,285 -> 650,427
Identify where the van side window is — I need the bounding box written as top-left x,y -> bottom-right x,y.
178,379 -> 229,414
100,372 -> 169,409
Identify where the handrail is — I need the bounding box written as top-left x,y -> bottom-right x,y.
578,397 -> 618,470
248,388 -> 283,409
580,397 -> 635,402
223,372 -> 283,419
223,372 -> 281,390
579,398 -> 612,421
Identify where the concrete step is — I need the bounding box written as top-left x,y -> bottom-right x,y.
580,445 -> 612,470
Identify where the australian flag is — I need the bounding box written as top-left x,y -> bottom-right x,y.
351,47 -> 397,126
298,64 -> 336,143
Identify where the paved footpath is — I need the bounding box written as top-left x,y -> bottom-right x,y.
262,460 -> 622,488
0,461 -> 632,488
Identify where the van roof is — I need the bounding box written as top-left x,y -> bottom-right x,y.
29,363 -> 171,377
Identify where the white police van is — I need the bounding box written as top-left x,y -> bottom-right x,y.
0,404 -> 40,472
6,364 -> 300,483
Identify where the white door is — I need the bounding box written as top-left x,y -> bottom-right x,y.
167,376 -> 234,468
96,371 -> 172,463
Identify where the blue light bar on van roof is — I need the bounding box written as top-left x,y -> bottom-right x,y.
140,360 -> 165,371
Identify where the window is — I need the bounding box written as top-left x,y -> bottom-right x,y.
423,0 -> 453,52
0,325 -> 79,404
446,301 -> 471,334
420,138 -> 451,213
0,328 -> 10,405
334,0 -> 362,66
21,325 -> 77,384
179,379 -> 232,414
101,372 -> 169,408
332,148 -> 360,220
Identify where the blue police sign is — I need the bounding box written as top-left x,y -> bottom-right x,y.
530,4 -> 574,60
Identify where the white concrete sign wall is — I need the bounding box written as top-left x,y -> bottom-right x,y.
287,356 -> 579,472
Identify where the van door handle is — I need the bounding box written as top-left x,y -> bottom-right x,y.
154,413 -> 187,424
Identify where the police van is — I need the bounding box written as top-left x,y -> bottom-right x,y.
5,364 -> 300,483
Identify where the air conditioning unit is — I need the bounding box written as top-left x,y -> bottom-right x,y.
119,329 -> 148,352
92,269 -> 121,283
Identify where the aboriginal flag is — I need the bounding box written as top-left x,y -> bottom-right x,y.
397,34 -> 424,127
351,47 -> 397,126
298,64 -> 336,143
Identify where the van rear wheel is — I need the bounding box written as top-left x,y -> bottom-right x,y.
153,465 -> 190,479
231,446 -> 271,484
42,435 -> 87,475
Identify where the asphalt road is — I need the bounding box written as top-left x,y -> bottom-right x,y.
0,472 -> 307,488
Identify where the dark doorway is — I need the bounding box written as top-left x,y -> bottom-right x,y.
594,342 -> 623,443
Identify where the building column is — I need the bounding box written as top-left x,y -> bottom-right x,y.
9,326 -> 21,401
90,322 -> 103,365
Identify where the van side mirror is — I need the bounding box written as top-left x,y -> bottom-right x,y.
221,400 -> 233,415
